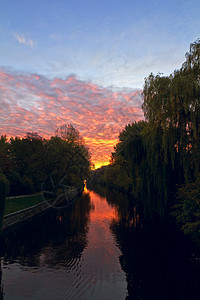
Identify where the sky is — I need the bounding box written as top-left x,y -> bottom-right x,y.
1,0 -> 200,168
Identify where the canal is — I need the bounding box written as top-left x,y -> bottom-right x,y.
0,186 -> 200,299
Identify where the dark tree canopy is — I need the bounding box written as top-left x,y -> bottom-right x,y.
0,125 -> 91,198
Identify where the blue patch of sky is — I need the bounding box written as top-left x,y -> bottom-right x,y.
0,0 -> 200,88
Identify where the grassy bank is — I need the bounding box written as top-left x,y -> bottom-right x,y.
4,194 -> 44,215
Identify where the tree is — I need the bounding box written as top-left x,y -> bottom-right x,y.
143,39 -> 200,183
52,124 -> 91,188
171,176 -> 200,243
0,135 -> 11,175
8,134 -> 44,194
55,124 -> 83,144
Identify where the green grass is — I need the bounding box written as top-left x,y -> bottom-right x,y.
4,194 -> 44,215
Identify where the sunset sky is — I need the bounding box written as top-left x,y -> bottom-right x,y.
1,0 -> 200,168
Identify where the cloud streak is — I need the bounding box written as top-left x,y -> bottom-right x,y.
13,32 -> 34,48
0,68 -> 143,167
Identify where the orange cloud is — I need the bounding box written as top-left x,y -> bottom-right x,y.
0,68 -> 144,167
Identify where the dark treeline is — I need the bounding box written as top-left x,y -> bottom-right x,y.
0,124 -> 91,225
89,39 -> 200,242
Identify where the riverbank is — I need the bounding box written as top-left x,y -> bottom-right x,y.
1,200 -> 51,236
0,187 -> 82,237
5,193 -> 43,215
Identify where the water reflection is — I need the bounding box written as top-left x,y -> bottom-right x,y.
89,184 -> 200,300
0,191 -> 92,299
0,187 -> 127,300
2,184 -> 199,300
78,186 -> 127,299
2,192 -> 91,266
89,184 -> 140,229
112,220 -> 200,300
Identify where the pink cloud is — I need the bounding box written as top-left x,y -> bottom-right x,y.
0,68 -> 144,167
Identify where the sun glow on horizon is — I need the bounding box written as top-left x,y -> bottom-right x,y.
94,161 -> 110,170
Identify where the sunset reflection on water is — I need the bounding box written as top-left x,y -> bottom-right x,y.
79,188 -> 126,299
1,186 -> 127,300
84,186 -> 118,222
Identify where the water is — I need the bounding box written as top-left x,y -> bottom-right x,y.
0,186 -> 200,300
0,187 -> 127,300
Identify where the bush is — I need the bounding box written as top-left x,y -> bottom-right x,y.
171,177 -> 200,243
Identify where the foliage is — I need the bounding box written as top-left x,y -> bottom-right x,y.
171,177 -> 200,242
108,121 -> 170,218
55,124 -> 83,143
0,124 -> 91,198
143,39 -> 200,182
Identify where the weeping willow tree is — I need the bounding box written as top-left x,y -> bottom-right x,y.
110,39 -> 200,222
111,120 -> 170,219
143,39 -> 200,183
